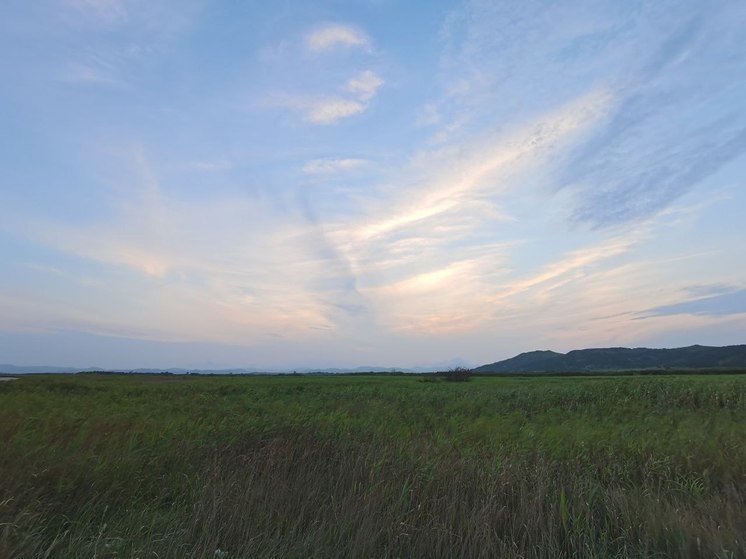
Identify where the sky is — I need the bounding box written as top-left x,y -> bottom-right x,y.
1,0 -> 745,370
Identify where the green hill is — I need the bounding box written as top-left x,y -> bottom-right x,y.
473,344 -> 746,373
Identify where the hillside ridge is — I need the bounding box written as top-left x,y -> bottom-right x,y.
473,344 -> 746,373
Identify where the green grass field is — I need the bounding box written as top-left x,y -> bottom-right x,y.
1,373 -> 744,558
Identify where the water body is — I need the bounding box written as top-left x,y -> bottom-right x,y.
0,377 -> 18,382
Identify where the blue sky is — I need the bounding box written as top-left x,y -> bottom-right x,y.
1,0 -> 745,370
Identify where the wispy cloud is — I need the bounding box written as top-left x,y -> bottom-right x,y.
566,123 -> 746,228
273,70 -> 384,125
3,87 -> 614,342
190,159 -> 232,172
61,0 -> 197,33
556,5 -> 746,227
494,235 -> 644,303
434,1 -> 746,229
52,0 -> 201,93
2,149 -> 377,345
345,70 -> 383,101
59,60 -> 124,86
306,24 -> 370,52
305,98 -> 367,124
63,0 -> 127,25
316,87 -> 615,334
639,286 -> 746,319
340,87 -> 612,244
302,158 -> 368,175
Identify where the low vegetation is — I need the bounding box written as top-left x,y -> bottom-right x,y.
1,373 -> 744,558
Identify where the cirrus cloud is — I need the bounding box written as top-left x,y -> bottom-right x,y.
306,24 -> 370,52
346,70 -> 383,101
302,158 -> 369,175
273,70 -> 385,125
305,98 -> 366,124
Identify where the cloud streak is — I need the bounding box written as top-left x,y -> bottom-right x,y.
639,287 -> 746,319
314,87 -> 616,334
63,0 -> 127,24
339,87 -> 613,245
436,0 -> 746,229
306,70 -> 383,124
274,70 -> 384,125
556,4 -> 746,226
306,24 -> 370,52
302,158 -> 368,175
3,151 -> 359,344
305,98 -> 367,124
346,70 -> 383,101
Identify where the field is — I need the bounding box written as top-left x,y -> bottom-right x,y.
1,373 -> 744,558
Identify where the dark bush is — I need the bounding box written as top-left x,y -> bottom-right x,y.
440,367 -> 472,382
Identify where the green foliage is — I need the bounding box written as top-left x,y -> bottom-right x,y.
1,373 -> 745,557
440,366 -> 472,382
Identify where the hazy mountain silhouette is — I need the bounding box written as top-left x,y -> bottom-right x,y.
473,344 -> 746,373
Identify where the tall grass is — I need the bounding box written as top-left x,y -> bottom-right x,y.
1,374 -> 744,557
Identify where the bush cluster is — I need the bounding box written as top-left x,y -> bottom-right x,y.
440,366 -> 472,382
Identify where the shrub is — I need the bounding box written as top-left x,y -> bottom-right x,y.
440,367 -> 472,382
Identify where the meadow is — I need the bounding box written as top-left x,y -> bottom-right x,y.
0,373 -> 744,558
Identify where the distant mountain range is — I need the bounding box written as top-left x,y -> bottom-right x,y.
0,364 -> 86,375
0,363 -> 465,375
473,344 -> 746,373
3,345 -> 745,376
